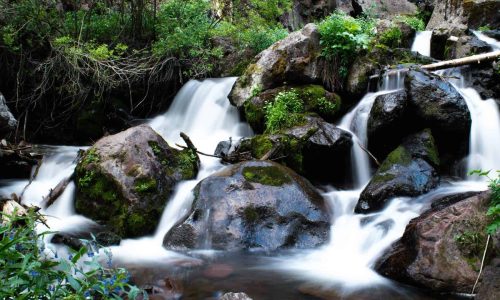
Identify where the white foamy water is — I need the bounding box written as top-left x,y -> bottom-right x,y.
411,31 -> 433,56
111,77 -> 252,262
473,30 -> 500,51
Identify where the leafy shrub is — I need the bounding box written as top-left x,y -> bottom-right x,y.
469,170 -> 500,234
265,89 -> 304,133
0,208 -> 144,299
378,26 -> 403,48
396,15 -> 425,31
318,11 -> 375,88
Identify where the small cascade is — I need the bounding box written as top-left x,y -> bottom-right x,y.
0,146 -> 94,233
112,77 -> 252,261
472,30 -> 500,51
338,69 -> 405,187
411,31 -> 433,56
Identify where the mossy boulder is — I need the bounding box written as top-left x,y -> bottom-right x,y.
163,160 -> 330,251
356,129 -> 440,213
243,85 -> 342,133
229,24 -> 324,109
75,124 -> 199,238
376,191 -> 493,293
235,115 -> 352,184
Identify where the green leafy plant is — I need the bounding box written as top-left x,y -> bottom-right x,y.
478,25 -> 492,32
396,15 -> 425,31
469,169 -> 500,234
379,26 -> 403,48
0,208 -> 144,299
318,11 -> 375,88
265,89 -> 304,133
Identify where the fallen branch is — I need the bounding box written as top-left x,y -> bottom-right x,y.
180,132 -> 198,152
175,143 -> 220,158
42,173 -> 75,208
369,50 -> 500,79
357,142 -> 381,167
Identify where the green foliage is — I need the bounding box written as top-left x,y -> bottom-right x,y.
455,231 -> 484,257
315,96 -> 337,115
379,26 -> 403,48
318,11 -> 375,84
0,209 -> 143,299
478,25 -> 492,32
134,177 -> 157,194
469,169 -> 500,234
265,89 -> 305,133
396,15 -> 425,31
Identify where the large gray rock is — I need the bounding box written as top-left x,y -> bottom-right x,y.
0,93 -> 17,138
376,191 -> 492,293
354,0 -> 418,19
356,129 -> 440,213
427,0 -> 500,32
163,160 -> 330,251
229,24 -> 324,108
75,124 -> 199,238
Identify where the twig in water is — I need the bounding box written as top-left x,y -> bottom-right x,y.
357,142 -> 381,166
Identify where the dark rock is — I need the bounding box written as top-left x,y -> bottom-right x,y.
443,34 -> 492,60
468,64 -> 500,101
367,90 -> 409,159
75,124 -> 199,238
51,234 -> 85,251
163,160 -> 330,251
229,24 -> 324,109
483,30 -> 500,41
214,140 -> 233,157
376,191 -> 492,293
236,115 -> 352,184
356,129 -> 440,213
280,0 -> 338,31
476,261 -> 500,300
0,92 -> 17,139
405,68 -> 471,170
95,231 -> 122,246
430,191 -> 482,211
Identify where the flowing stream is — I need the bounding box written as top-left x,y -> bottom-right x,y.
1,32 -> 500,298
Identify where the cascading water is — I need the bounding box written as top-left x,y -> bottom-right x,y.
111,77 -> 253,262
411,31 -> 433,56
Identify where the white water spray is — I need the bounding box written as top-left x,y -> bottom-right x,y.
411,31 -> 433,56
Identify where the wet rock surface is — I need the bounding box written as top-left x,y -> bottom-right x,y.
229,24 -> 324,109
356,129 -> 440,213
376,191 -> 492,293
75,124 -> 199,238
163,160 -> 330,251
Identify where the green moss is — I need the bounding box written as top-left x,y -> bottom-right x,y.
379,146 -> 412,172
242,165 -> 292,186
244,101 -> 266,130
134,177 -> 157,194
371,172 -> 397,184
243,206 -> 259,223
455,231 -> 485,259
175,149 -> 198,179
250,135 -> 274,159
422,129 -> 440,167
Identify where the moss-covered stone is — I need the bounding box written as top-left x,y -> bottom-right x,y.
134,177 -> 157,194
243,165 -> 292,186
379,146 -> 412,172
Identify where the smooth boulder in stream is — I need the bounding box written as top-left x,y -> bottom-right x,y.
163,160 -> 330,251
75,124 -> 199,238
356,129 -> 440,213
376,191 -> 493,293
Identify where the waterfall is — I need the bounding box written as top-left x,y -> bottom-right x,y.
411,31 -> 433,56
111,77 -> 252,262
338,70 -> 405,188
472,30 -> 500,51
